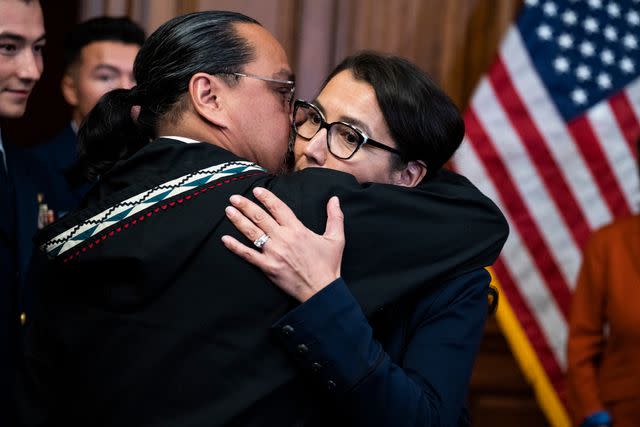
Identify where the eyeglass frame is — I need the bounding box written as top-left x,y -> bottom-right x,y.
230,72 -> 296,109
292,99 -> 402,160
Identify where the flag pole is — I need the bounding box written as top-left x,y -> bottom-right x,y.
489,267 -> 571,427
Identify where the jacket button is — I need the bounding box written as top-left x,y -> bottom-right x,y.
281,325 -> 295,336
297,344 -> 309,354
327,380 -> 337,390
311,362 -> 322,372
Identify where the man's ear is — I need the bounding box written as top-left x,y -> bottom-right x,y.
61,73 -> 79,107
392,160 -> 427,187
189,72 -> 226,127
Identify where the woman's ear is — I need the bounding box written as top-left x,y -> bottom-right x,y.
189,72 -> 226,127
392,160 -> 427,187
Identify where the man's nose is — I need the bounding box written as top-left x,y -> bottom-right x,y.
17,50 -> 43,82
120,76 -> 136,90
302,128 -> 328,165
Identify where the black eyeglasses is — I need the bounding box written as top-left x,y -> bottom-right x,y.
292,100 -> 402,160
231,72 -> 295,110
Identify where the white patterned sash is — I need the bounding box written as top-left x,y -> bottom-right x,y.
42,160 -> 266,258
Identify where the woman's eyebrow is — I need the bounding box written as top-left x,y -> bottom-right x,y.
313,99 -> 326,115
314,99 -> 374,135
338,115 -> 373,136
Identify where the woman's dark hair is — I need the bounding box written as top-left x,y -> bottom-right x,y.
77,11 -> 260,181
323,52 -> 465,178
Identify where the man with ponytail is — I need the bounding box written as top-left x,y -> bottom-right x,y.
19,11 -> 507,426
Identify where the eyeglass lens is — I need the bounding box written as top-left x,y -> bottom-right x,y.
294,103 -> 364,159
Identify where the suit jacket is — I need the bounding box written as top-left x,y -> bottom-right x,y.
2,141 -> 68,427
4,129 -> 88,329
18,138 -> 508,426
13,126 -> 92,324
1,141 -> 19,427
33,124 -> 90,216
270,269 -> 491,427
567,214 -> 640,425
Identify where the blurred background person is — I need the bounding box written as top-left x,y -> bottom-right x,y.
34,15 -> 145,215
567,138 -> 640,427
13,15 -> 145,343
0,0 -> 45,424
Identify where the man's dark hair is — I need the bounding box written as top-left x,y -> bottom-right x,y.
324,52 -> 465,178
62,16 -> 146,72
77,11 -> 260,181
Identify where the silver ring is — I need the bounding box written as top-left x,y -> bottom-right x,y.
253,233 -> 270,249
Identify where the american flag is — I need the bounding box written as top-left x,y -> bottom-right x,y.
453,0 -> 640,425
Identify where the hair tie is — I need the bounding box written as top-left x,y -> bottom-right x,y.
128,85 -> 143,105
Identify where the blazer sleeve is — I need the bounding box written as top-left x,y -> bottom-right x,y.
271,269 -> 490,427
567,233 -> 608,425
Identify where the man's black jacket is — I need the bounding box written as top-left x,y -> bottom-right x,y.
18,138 -> 508,426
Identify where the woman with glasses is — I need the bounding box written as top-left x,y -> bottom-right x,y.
222,52 -> 493,426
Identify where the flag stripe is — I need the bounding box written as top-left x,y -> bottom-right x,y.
472,78 -> 582,285
627,79 -> 640,128
567,117 -> 632,218
490,56 -> 590,249
464,109 -> 572,318
609,91 -> 640,153
492,268 -> 571,427
500,28 -> 612,231
454,140 -> 568,367
587,101 -> 639,211
492,258 -> 565,393
496,225 -> 568,370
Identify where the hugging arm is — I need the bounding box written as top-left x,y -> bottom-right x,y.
222,188 -> 490,426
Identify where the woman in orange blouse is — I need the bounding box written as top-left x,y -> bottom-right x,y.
567,203 -> 640,424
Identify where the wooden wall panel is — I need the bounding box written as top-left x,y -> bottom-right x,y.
470,317 -> 550,426
196,0 -> 298,58
328,0 -> 521,108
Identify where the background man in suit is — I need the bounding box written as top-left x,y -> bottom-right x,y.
0,0 -> 45,424
11,17 -> 145,333
35,16 -> 145,216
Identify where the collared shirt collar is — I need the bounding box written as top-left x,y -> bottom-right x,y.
159,135 -> 202,144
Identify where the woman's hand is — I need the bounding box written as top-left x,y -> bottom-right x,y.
221,187 -> 345,302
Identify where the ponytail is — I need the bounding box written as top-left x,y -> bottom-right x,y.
77,88 -> 149,181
